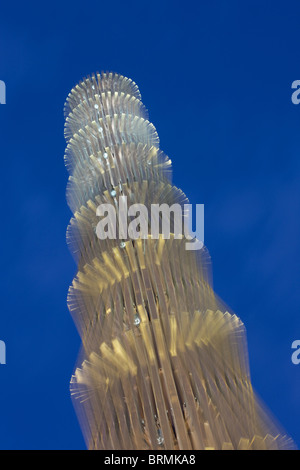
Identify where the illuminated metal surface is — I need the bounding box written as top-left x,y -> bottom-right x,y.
64,73 -> 295,450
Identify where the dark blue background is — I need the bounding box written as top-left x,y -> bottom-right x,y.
0,0 -> 299,449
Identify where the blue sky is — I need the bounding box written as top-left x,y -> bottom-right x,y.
0,0 -> 299,449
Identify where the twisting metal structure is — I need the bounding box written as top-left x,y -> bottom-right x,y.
64,72 -> 294,450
